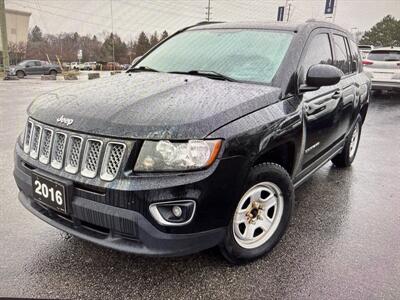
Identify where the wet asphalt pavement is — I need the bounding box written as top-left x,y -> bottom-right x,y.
0,79 -> 399,299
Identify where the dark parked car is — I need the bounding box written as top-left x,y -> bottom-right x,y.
9,60 -> 61,78
14,21 -> 370,264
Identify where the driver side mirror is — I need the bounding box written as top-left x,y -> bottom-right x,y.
300,64 -> 343,93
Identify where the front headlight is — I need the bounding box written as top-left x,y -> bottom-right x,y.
134,140 -> 222,172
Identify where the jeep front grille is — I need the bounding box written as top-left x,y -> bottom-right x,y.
23,121 -> 33,153
39,128 -> 53,164
51,132 -> 67,169
29,125 -> 42,159
65,136 -> 83,174
22,119 -> 128,181
81,139 -> 102,178
100,142 -> 126,181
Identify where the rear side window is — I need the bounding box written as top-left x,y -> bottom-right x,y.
34,61 -> 42,66
367,50 -> 400,61
333,34 -> 351,74
301,33 -> 333,79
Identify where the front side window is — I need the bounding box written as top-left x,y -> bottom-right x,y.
301,33 -> 333,80
136,29 -> 294,84
333,34 -> 351,74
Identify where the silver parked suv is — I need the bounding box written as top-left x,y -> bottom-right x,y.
363,47 -> 400,91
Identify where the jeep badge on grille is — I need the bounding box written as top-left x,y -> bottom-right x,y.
56,115 -> 74,126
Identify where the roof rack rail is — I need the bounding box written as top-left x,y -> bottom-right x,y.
175,21 -> 225,34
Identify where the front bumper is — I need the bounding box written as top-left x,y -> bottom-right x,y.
14,142 -> 247,256
18,191 -> 224,256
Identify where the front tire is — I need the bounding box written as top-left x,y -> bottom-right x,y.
220,163 -> 294,264
16,70 -> 25,78
331,118 -> 362,168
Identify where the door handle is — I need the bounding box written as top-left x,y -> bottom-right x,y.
332,90 -> 343,99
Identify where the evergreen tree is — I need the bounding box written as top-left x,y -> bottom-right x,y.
150,31 -> 159,47
360,15 -> 400,47
134,32 -> 151,56
160,30 -> 169,41
29,26 -> 43,42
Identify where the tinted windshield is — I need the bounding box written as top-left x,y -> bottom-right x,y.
136,29 -> 293,84
367,50 -> 400,61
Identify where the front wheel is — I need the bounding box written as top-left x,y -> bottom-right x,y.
331,118 -> 362,168
220,163 -> 294,264
16,70 -> 25,78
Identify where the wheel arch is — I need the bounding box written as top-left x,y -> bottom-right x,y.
252,142 -> 296,176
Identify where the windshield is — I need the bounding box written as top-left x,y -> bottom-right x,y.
136,29 -> 293,84
367,50 -> 400,62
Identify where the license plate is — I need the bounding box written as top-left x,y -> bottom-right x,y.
32,173 -> 68,213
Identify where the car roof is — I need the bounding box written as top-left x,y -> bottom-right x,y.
187,20 -> 350,34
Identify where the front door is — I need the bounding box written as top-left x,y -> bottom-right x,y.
298,31 -> 343,167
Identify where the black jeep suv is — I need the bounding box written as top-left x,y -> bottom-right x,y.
14,21 -> 370,264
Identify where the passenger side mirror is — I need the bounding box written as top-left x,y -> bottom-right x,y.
300,64 -> 343,93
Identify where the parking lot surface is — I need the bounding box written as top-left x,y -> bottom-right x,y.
1,78 -> 399,299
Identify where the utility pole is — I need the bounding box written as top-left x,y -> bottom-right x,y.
205,0 -> 211,22
286,3 -> 292,22
332,0 -> 338,23
110,0 -> 115,70
0,0 -> 10,76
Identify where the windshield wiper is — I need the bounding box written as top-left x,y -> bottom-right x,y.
169,70 -> 238,82
127,66 -> 160,73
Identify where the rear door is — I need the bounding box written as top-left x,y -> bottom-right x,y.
298,30 -> 343,167
330,33 -> 357,142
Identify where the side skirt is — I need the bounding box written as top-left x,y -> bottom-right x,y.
293,140 -> 345,189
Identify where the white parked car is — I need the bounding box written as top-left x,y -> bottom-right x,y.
70,62 -> 79,70
363,47 -> 400,91
358,45 -> 374,59
82,62 -> 97,70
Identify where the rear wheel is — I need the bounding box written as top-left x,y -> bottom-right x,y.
16,70 -> 24,78
220,163 -> 294,264
331,118 -> 362,168
49,70 -> 57,76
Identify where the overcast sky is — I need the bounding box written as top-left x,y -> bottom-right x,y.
5,0 -> 400,41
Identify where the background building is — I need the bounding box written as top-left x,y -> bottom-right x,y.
0,9 -> 31,64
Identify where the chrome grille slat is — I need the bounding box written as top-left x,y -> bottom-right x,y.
51,132 -> 67,169
81,139 -> 103,178
65,136 -> 83,174
29,125 -> 42,159
100,143 -> 126,181
23,119 -> 126,181
39,128 -> 53,164
23,121 -> 33,153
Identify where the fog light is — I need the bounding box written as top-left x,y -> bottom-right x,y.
149,200 -> 196,226
172,205 -> 183,218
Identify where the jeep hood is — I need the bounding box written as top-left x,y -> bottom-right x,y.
28,72 -> 281,139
